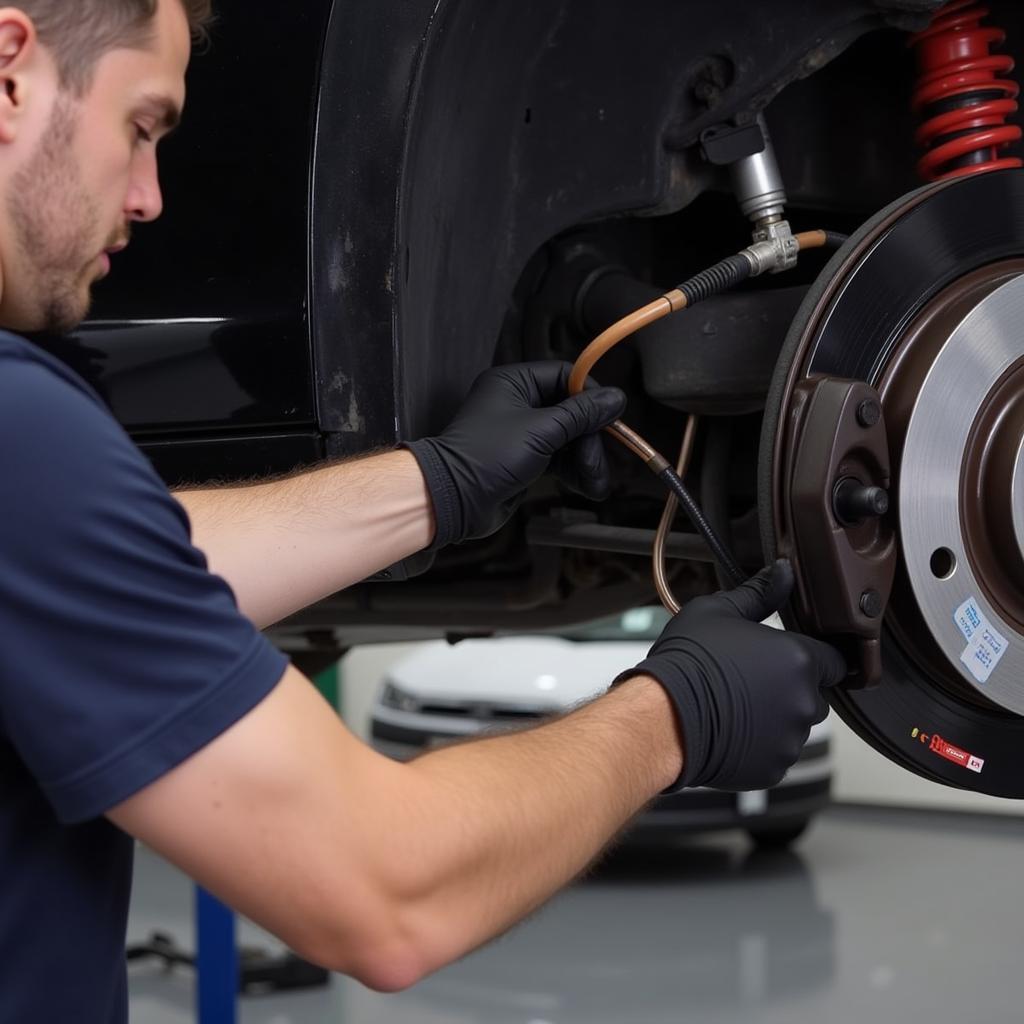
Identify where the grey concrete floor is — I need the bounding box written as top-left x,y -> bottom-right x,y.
127,806 -> 1024,1023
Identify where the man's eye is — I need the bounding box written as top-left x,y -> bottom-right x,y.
134,125 -> 154,144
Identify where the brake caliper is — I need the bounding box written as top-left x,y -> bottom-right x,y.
780,377 -> 897,686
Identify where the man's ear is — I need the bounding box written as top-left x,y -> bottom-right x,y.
0,11 -> 37,145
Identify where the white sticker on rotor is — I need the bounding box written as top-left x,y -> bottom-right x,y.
953,597 -> 1008,684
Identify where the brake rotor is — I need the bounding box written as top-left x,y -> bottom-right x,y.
760,168 -> 1024,798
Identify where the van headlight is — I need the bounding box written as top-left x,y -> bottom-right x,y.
380,681 -> 419,713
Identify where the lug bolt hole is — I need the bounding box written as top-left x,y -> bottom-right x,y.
930,547 -> 956,580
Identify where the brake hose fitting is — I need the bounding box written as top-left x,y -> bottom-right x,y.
701,114 -> 799,273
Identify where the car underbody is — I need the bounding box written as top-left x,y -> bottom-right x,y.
74,0 -> 1024,795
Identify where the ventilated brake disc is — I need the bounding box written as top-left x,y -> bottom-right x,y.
760,168 -> 1024,798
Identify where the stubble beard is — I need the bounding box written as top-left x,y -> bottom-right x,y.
8,97 -> 104,334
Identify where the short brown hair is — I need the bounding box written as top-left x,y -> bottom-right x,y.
17,0 -> 214,94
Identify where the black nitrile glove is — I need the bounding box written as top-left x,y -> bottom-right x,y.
404,361 -> 626,548
616,560 -> 848,793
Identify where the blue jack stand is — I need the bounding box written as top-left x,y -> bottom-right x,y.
196,887 -> 238,1024
127,892 -> 329,1013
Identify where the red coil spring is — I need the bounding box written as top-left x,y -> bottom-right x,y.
909,0 -> 1022,181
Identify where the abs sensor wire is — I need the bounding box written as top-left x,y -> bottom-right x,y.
568,228 -> 848,609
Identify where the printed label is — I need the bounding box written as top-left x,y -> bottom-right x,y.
953,597 -> 1008,683
930,735 -> 970,768
910,727 -> 985,775
955,599 -> 984,640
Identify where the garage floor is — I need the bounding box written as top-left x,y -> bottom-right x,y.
127,805 -> 1024,1024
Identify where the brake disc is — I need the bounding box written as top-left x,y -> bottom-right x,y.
760,168 -> 1024,798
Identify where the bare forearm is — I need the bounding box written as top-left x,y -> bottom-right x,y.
108,666 -> 681,991
376,674 -> 682,979
174,450 -> 434,627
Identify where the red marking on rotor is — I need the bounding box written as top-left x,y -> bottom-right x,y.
930,734 -> 985,773
910,727 -> 985,773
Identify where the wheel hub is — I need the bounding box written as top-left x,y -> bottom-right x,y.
886,266 -> 1024,715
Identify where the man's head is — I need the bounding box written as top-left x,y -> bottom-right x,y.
0,0 -> 212,333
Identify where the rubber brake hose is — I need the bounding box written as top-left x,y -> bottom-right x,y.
568,229 -> 846,606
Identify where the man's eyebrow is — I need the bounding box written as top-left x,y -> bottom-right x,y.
139,95 -> 182,132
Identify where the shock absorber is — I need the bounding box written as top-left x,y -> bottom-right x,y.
910,0 -> 1023,181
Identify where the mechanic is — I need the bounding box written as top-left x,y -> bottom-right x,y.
0,0 -> 847,1020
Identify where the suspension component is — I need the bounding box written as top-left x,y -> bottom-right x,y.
909,0 -> 1023,181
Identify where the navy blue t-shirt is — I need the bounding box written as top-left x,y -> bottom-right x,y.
0,332 -> 289,1022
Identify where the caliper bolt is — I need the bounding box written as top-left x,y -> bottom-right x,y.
859,589 -> 884,618
833,477 -> 890,525
856,399 -> 881,428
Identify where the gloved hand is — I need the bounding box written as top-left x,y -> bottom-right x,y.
404,361 -> 626,548
616,560 -> 848,792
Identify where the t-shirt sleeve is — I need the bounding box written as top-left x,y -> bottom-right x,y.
0,355 -> 289,824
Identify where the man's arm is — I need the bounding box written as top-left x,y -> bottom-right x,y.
108,663 -> 681,991
107,564 -> 844,992
175,450 -> 434,628
175,362 -> 628,629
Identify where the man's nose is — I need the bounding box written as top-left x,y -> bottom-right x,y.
125,156 -> 164,223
